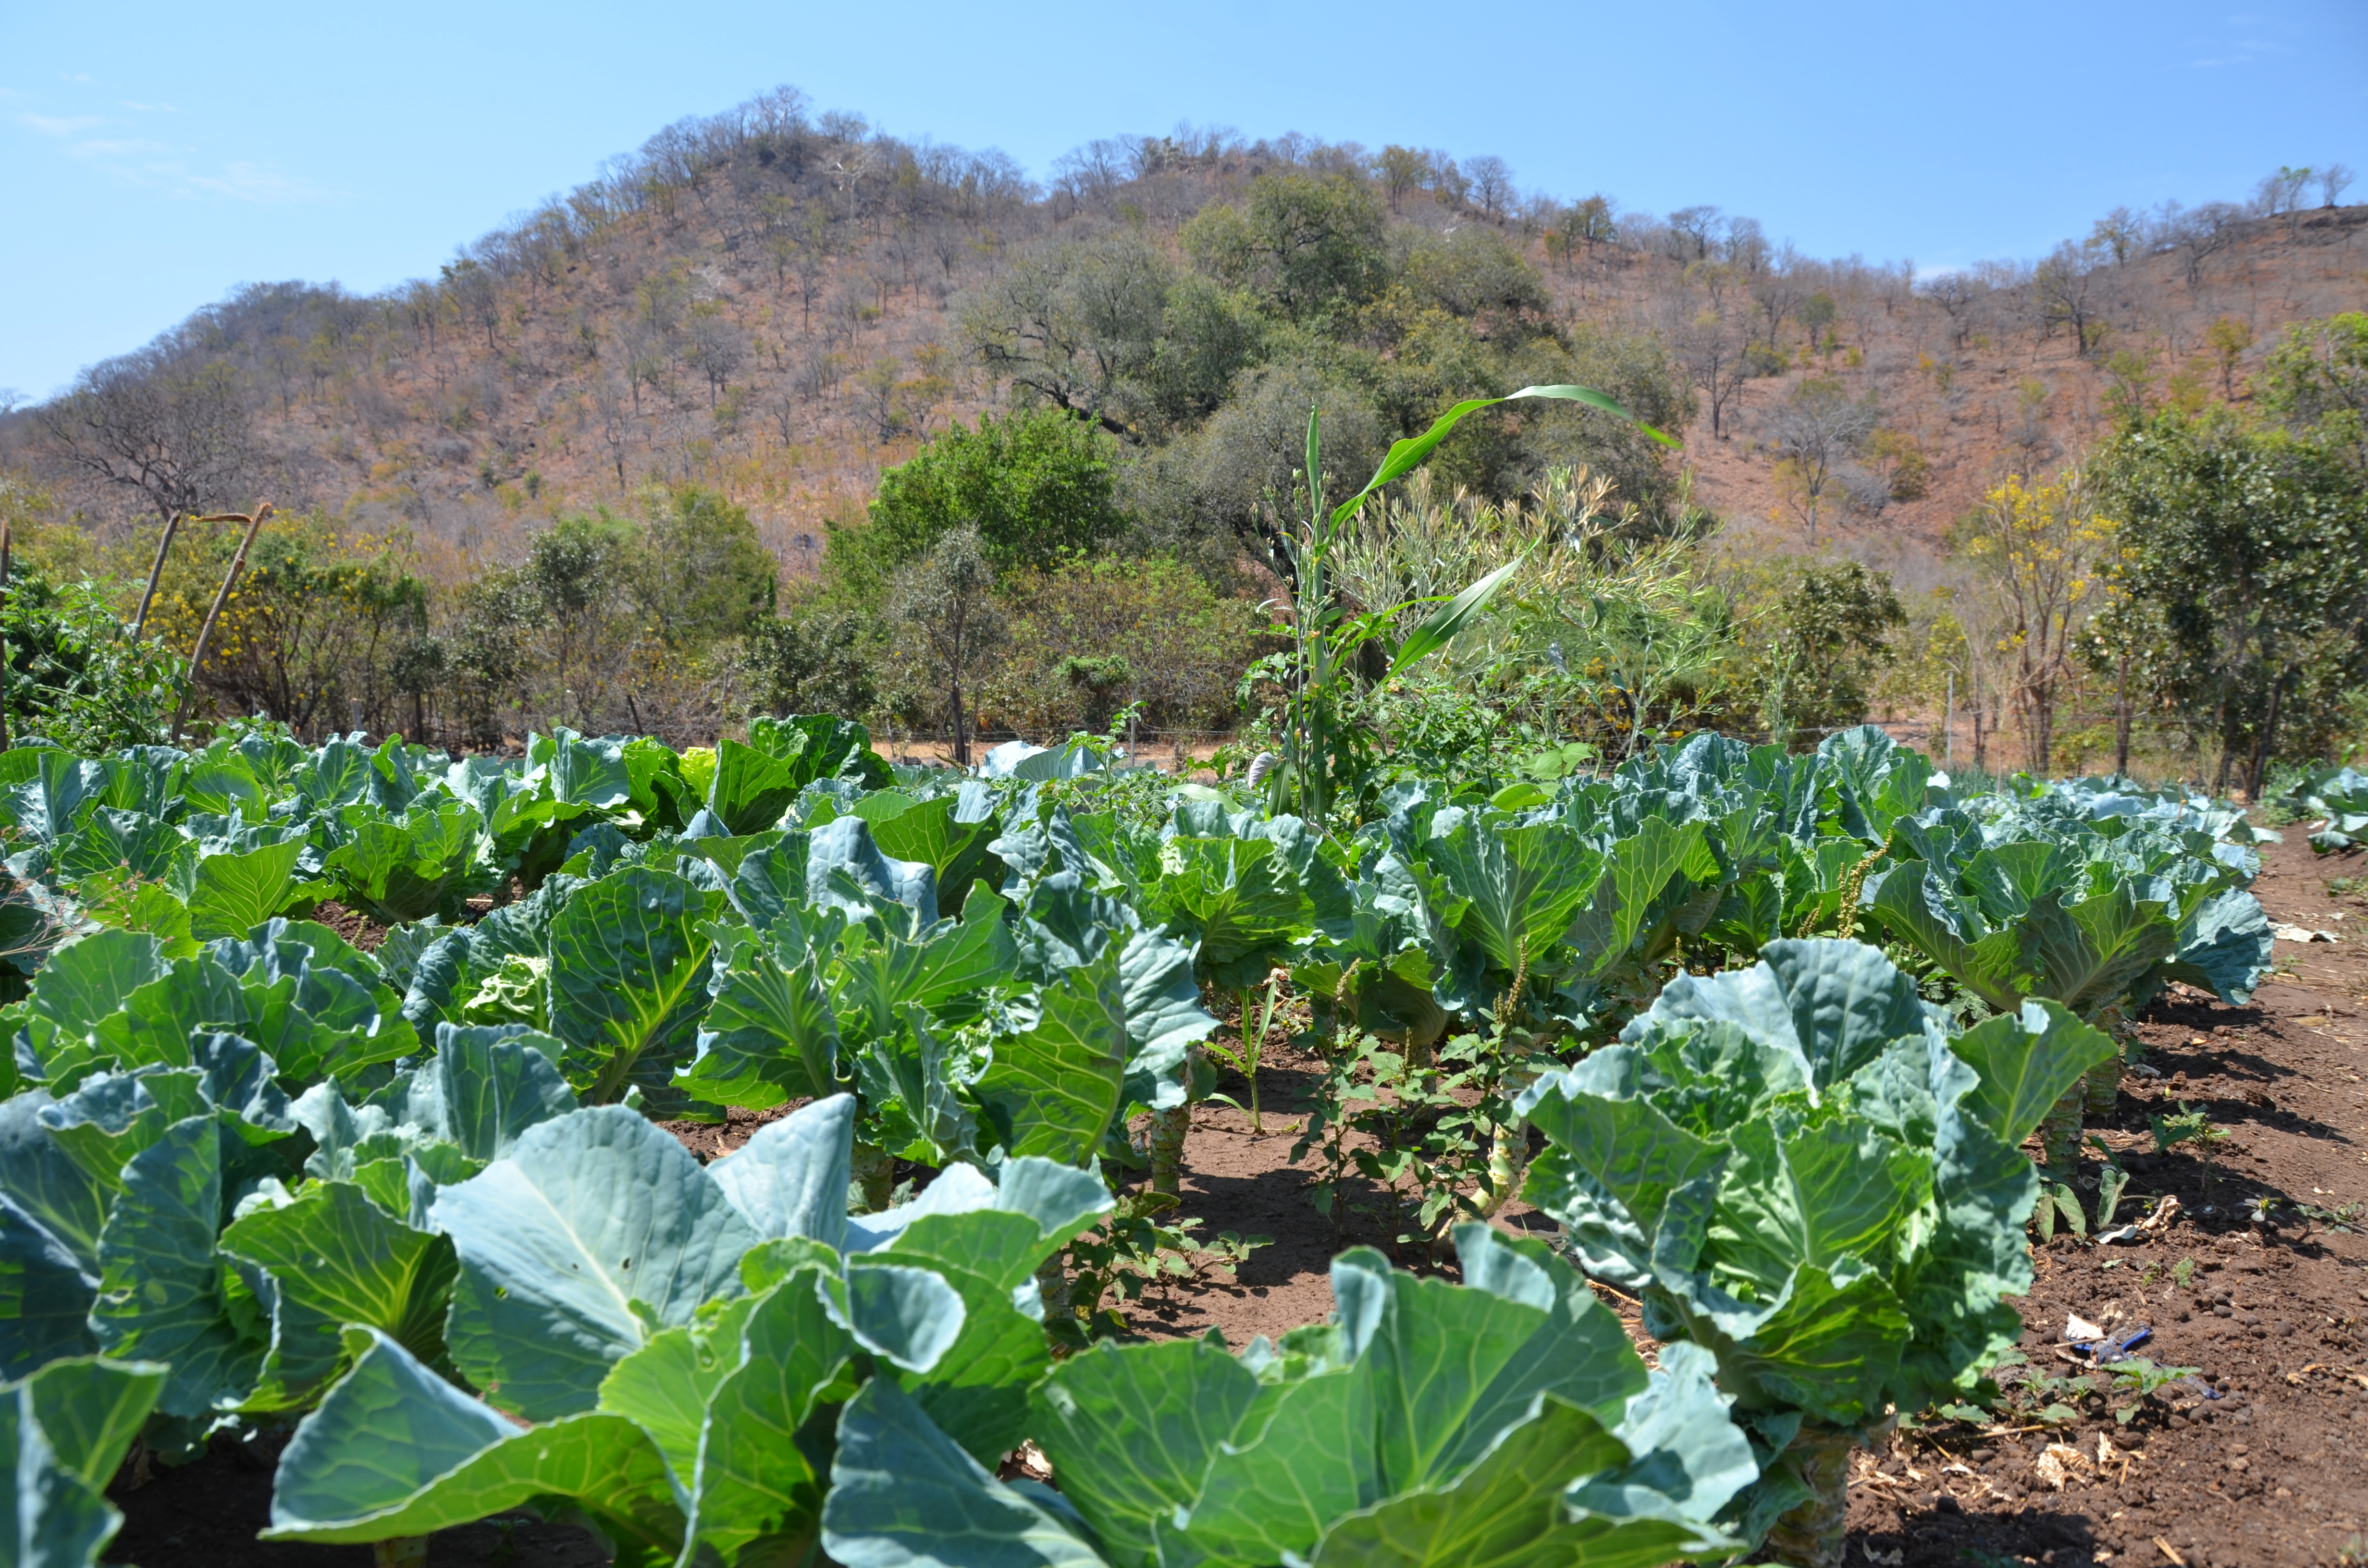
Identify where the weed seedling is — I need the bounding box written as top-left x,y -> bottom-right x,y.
1204,972 -> 1287,1134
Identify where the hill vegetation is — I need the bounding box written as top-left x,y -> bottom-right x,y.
1,86 -> 2363,785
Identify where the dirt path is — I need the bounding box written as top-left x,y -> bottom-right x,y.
1833,832 -> 2368,1568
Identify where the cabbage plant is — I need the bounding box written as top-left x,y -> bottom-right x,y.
823,1224 -> 1754,1568
262,1094 -> 1112,1567
1518,939 -> 2113,1568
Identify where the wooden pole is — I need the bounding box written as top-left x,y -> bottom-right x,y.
129,513 -> 183,642
0,521 -> 12,753
172,503 -> 273,743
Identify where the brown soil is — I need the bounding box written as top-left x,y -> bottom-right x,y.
307,900 -> 389,953
107,829 -> 2368,1566
1835,830 -> 2368,1568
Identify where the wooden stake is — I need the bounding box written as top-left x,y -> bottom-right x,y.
0,520 -> 12,753
129,513 -> 183,642
171,503 -> 273,743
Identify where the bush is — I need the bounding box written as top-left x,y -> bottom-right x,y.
736,610 -> 879,723
1754,561 -> 1906,743
978,556 -> 1274,739
828,408 -> 1129,603
1,572 -> 179,750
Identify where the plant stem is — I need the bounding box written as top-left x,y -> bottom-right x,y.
1238,987 -> 1262,1135
2038,1088 -> 2085,1180
1034,1253 -> 1073,1324
851,1142 -> 895,1213
1761,1421 -> 1859,1568
0,521 -> 12,755
1149,1043 -> 1203,1194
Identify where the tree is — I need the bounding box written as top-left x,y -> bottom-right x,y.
1180,172 -> 1386,320
955,228 -> 1176,438
853,356 -> 902,443
441,257 -> 501,350
2203,315 -> 2254,400
2032,241 -> 2108,355
637,487 -> 777,646
738,609 -> 877,720
1375,146 -> 1428,214
2256,312 -> 2368,466
2172,201 -> 2244,288
2088,206 -> 2143,265
684,305 -> 747,409
1672,302 -> 1750,439
1665,205 -> 1721,260
2088,412 -> 2368,790
2319,163 -> 2356,208
35,355 -> 260,526
1465,155 -> 1514,221
1770,562 -> 1905,736
1918,272 -> 1978,350
1764,376 -> 1877,542
1959,470 -> 2121,776
889,526 -> 1002,766
832,407 -> 1128,601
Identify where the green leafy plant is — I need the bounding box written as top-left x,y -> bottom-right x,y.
260,1094 -> 1113,1566
1264,386 -> 1675,828
1519,939 -> 2115,1567
825,1225 -> 1753,1568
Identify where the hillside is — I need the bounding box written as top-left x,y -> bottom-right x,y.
12,90 -> 2363,586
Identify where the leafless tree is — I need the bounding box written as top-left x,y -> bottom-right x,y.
1918,271 -> 1978,349
684,308 -> 748,408
1666,205 -> 1722,260
590,377 -> 631,490
36,354 -> 261,527
2032,241 -> 2109,355
1722,216 -> 1770,275
1764,377 -> 1878,544
2171,201 -> 2245,288
2320,163 -> 2356,208
1465,155 -> 1514,222
1671,300 -> 1751,439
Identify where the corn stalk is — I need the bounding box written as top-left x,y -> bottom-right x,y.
1267,388 -> 1674,824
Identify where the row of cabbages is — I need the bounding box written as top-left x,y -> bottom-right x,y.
0,720 -> 2271,1566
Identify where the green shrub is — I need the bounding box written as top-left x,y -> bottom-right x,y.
978,556 -> 1273,739
2,572 -> 179,750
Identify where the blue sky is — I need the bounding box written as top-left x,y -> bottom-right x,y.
4,1 -> 2362,398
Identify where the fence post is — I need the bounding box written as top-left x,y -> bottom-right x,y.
0,521 -> 11,753
2113,649 -> 2132,777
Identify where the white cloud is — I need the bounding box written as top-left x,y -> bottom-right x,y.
18,112 -> 102,136
182,161 -> 332,203
67,137 -> 174,158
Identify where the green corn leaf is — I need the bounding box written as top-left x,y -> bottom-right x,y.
1329,384 -> 1678,528
1381,557 -> 1524,682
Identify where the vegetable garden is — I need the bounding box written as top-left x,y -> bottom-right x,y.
0,704 -> 2292,1568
